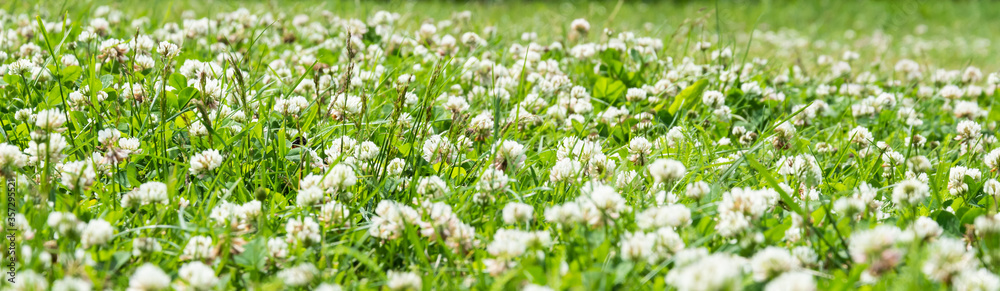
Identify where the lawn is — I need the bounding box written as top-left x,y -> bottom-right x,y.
1,0 -> 999,290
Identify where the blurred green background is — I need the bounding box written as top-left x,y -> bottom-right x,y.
8,0 -> 999,69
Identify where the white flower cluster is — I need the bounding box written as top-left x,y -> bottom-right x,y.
3,4 -> 1000,290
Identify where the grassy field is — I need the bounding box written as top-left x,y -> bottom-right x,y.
11,0 -> 1000,68
1,0 -> 999,290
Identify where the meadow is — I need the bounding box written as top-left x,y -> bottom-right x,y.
1,0 -> 1000,290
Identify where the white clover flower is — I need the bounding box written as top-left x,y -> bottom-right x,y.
570,18 -> 590,33
577,182 -> 629,226
776,154 -> 823,184
189,149 -> 223,176
716,187 -> 778,236
122,181 -> 169,207
129,263 -> 171,291
331,94 -> 363,116
157,41 -> 180,57
848,126 -> 874,146
523,284 -> 554,291
418,23 -> 437,38
662,126 -> 687,147
188,122 -> 208,137
35,108 -> 67,131
648,159 -> 686,184
476,168 -> 509,193
52,277 -> 93,291
614,170 -> 639,188
422,135 -> 457,164
773,121 -> 796,141
948,166 -> 982,196
297,186 -> 325,207
985,148 -> 1000,171
8,270 -> 47,290
267,237 -> 289,260
952,268 -> 1000,291
47,211 -> 83,236
181,236 -> 214,261
907,156 -> 932,173
60,160 -> 96,191
132,237 -> 162,257
848,225 -> 902,267
355,141 -> 380,161
685,181 -> 710,200
322,164 -> 357,193
274,96 -> 309,115
922,237 -> 978,282
834,196 -> 866,219
830,61 -> 851,76
114,137 -> 141,153
627,137 -> 653,165
625,87 -> 647,102
7,59 -> 36,75
386,158 -> 407,176
892,179 -> 929,207
502,202 -> 533,224
764,271 -> 816,291
956,120 -> 982,141
387,270 -> 422,291
416,175 -> 449,197
702,90 -> 725,108
555,137 -> 602,161
549,158 -> 582,183
286,216 -> 322,245
97,128 -> 121,145
651,227 -> 685,257
665,253 -> 746,291
494,140 -> 526,172
278,263 -> 319,287
489,229 -> 541,258
240,201 -> 262,219
397,74 -> 415,85
178,261 -> 219,290
619,231 -> 656,262
544,202 -> 582,226
133,54 -> 155,70
974,214 -> 1000,237
792,246 -> 818,267
985,179 -> 1000,201
325,136 -> 358,161
81,219 -> 114,248
10,6 -> 1000,289
444,96 -> 470,113
14,109 -> 34,123
209,201 -> 241,228
750,247 -> 801,281
636,204 -> 691,230
319,200 -> 350,226
940,84 -> 964,99
209,200 -> 261,231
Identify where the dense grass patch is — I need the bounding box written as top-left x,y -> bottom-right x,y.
1,0 -> 999,290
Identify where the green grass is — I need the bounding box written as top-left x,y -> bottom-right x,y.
1,0 -> 999,290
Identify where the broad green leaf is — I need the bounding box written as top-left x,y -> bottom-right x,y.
662,78 -> 708,115
234,238 -> 268,271
44,85 -> 71,108
100,74 -> 114,89
961,208 -> 985,226
592,77 -> 626,104
169,73 -> 188,89
61,65 -> 83,82
177,87 -> 197,108
933,210 -> 960,235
